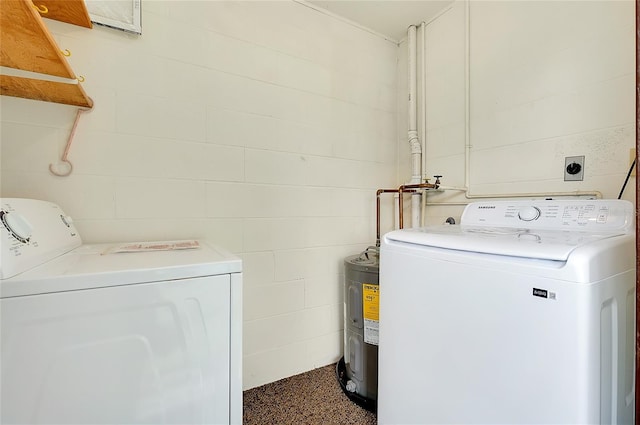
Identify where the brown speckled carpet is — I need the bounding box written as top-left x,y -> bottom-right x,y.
243,363 -> 377,425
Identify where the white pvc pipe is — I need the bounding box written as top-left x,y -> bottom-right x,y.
421,178 -> 428,226
408,25 -> 416,130
420,21 -> 428,181
407,25 -> 421,185
433,186 -> 602,199
420,21 -> 428,226
464,0 -> 472,193
411,194 -> 421,229
408,25 -> 422,228
394,194 -> 400,230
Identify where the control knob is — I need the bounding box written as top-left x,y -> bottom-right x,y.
2,211 -> 34,242
518,206 -> 541,222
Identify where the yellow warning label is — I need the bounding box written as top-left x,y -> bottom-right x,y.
362,284 -> 379,322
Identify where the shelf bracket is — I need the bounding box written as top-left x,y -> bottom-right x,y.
49,99 -> 94,177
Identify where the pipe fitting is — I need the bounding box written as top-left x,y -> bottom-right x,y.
408,130 -> 421,154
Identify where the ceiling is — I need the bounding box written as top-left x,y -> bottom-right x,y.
307,0 -> 455,42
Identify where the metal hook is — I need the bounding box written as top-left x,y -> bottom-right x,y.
61,49 -> 71,57
48,99 -> 94,177
49,160 -> 73,177
32,4 -> 48,13
77,75 -> 85,82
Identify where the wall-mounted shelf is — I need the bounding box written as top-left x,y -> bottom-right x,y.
0,0 -> 93,108
33,0 -> 92,28
0,74 -> 92,107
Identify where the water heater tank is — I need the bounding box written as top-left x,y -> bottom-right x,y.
337,247 -> 379,409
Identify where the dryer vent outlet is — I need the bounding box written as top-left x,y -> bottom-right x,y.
564,156 -> 585,181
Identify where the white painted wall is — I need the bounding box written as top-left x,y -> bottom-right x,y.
0,1 -> 398,389
400,0 -> 636,224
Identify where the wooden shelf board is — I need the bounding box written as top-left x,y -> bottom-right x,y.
1,74 -> 93,108
36,0 -> 92,28
0,0 -> 76,78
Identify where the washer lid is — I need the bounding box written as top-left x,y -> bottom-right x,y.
384,225 -> 625,261
385,199 -> 634,261
0,240 -> 242,298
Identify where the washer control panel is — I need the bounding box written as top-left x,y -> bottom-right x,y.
1,198 -> 82,280
461,199 -> 634,233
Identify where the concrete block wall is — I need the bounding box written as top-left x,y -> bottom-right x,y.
0,1 -> 398,389
398,0 -> 636,224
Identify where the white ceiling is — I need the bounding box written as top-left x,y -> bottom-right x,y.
307,0 -> 455,42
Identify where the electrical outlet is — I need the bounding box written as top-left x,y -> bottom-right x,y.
630,148 -> 636,177
564,156 -> 584,181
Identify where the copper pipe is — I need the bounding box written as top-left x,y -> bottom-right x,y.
376,182 -> 439,246
376,189 -> 399,247
398,183 -> 438,229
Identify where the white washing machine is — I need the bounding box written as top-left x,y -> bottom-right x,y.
378,199 -> 636,424
0,198 -> 243,424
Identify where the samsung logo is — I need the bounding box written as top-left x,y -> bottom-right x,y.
478,206 -> 496,209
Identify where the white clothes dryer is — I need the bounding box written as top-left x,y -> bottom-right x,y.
0,198 -> 242,424
378,199 -> 635,424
